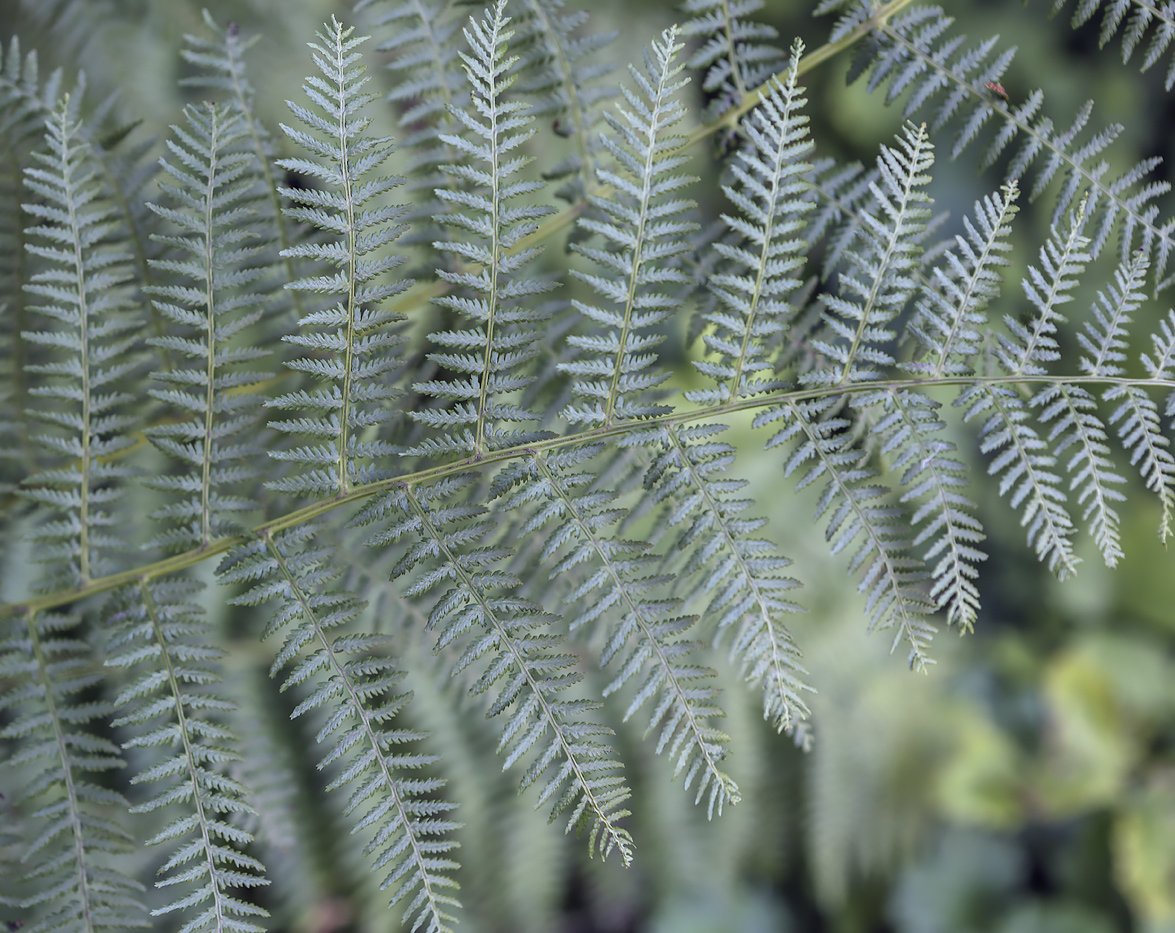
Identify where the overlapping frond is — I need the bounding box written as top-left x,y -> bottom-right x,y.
511,0 -> 617,199
1051,0 -> 1175,90
0,609 -> 146,933
105,581 -> 268,933
408,0 -> 557,458
266,17 -> 412,497
499,447 -> 739,816
219,525 -> 461,933
560,26 -> 695,427
679,0 -> 786,121
843,3 -> 1175,284
142,100 -> 271,551
18,97 -> 140,591
354,477 -> 634,863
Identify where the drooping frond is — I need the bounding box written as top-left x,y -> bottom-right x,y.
142,100 -> 271,552
841,3 -> 1175,284
0,609 -> 146,933
960,202 -> 1093,578
105,581 -> 269,933
266,17 -> 412,497
642,423 -> 808,733
1080,249 -> 1175,543
219,525 -> 462,933
499,446 -> 740,816
354,477 -> 635,864
686,41 -> 814,406
560,26 -> 695,427
18,96 -> 140,591
679,0 -> 786,121
511,0 -> 617,199
409,0 -> 558,458
1050,0 -> 1175,90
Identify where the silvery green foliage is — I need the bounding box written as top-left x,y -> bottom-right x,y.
2,0 -> 1175,930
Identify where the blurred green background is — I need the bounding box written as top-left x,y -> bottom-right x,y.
3,1 -> 1175,931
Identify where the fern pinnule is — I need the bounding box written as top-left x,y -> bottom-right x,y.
219,524 -> 462,933
354,476 -> 635,865
105,580 -> 269,933
19,96 -> 141,592
267,17 -> 412,498
409,0 -> 558,459
0,609 -> 147,933
143,100 -> 271,552
511,0 -> 617,200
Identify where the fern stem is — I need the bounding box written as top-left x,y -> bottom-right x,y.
7,372 -> 1173,618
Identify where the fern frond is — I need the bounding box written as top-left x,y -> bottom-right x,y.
645,424 -> 809,732
0,609 -> 146,933
679,0 -> 786,121
686,43 -> 814,407
1050,0 -> 1175,90
958,203 -> 1093,577
266,17 -> 412,498
560,26 -> 695,427
408,0 -> 558,458
908,181 -> 1020,379
354,477 -> 635,864
18,96 -> 140,591
806,120 -> 934,388
105,580 -> 269,933
219,525 -> 461,933
500,447 -> 740,817
852,4 -> 1175,283
760,396 -> 938,668
142,100 -> 271,552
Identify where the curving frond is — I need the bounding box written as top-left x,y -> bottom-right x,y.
142,100 -> 272,552
0,609 -> 146,933
105,581 -> 269,933
219,525 -> 461,933
845,3 -> 1175,285
1050,0 -> 1175,90
18,96 -> 140,592
354,476 -> 635,863
408,0 -> 558,459
266,17 -> 412,497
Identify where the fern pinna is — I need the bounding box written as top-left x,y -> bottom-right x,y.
2,0 -> 1175,931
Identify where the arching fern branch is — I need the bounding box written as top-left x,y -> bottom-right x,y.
1050,0 -> 1175,90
